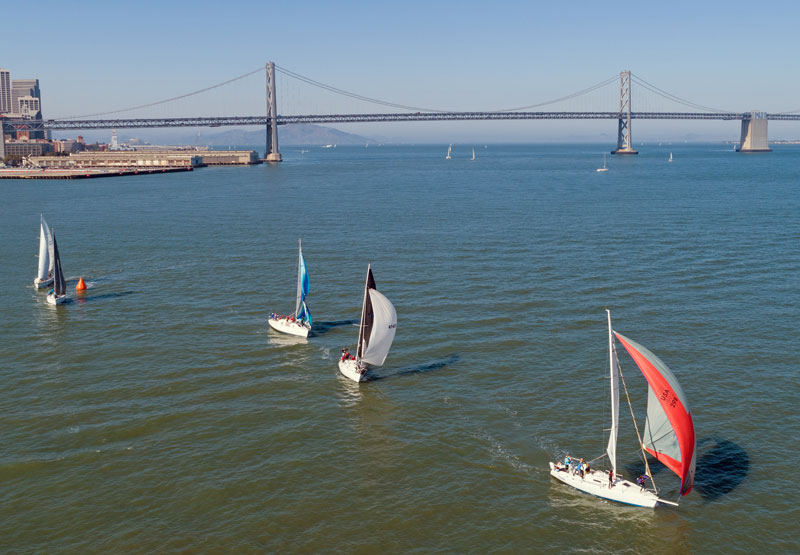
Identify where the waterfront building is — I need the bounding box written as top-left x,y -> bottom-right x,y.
4,140 -> 54,158
0,69 -> 11,113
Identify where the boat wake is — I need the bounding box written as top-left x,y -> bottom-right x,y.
74,291 -> 136,303
369,354 -> 460,380
310,319 -> 359,336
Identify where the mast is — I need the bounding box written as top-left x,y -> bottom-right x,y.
606,310 -> 619,478
294,238 -> 302,318
356,264 -> 371,362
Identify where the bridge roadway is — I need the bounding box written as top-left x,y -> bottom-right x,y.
3,111 -> 799,131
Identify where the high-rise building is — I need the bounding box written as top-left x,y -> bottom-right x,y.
12,78 -> 40,114
17,96 -> 40,118
0,69 -> 11,113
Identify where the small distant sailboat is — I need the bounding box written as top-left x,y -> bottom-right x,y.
34,214 -> 54,289
669,152 -> 674,163
268,239 -> 312,337
322,144 -> 333,148
596,153 -> 609,172
338,264 -> 397,383
549,310 -> 696,508
46,231 -> 68,305
445,144 -> 452,160
471,148 -> 476,161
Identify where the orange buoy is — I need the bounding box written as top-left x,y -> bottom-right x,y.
76,277 -> 87,292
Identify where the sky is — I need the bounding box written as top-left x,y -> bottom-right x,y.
5,0 -> 800,142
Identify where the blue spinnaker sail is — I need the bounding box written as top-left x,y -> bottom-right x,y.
300,253 -> 310,299
297,300 -> 312,326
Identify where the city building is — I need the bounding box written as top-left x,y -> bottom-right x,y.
17,96 -> 40,118
11,78 -> 40,114
0,69 -> 11,113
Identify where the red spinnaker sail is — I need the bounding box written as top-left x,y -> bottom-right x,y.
614,332 -> 696,496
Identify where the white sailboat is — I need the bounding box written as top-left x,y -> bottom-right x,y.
268,239 -> 312,337
34,214 -> 54,289
549,310 -> 696,508
669,152 -> 674,163
471,148 -> 476,161
46,231 -> 69,305
445,144 -> 452,160
338,264 -> 397,383
596,153 -> 609,172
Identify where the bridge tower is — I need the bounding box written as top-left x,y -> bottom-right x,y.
737,112 -> 771,152
612,70 -> 637,155
265,61 -> 282,162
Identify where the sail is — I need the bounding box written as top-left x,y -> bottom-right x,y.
52,232 -> 66,297
360,288 -> 397,366
294,240 -> 310,319
356,267 -> 377,360
37,216 -> 51,280
606,312 -> 619,476
297,300 -> 312,327
614,332 -> 696,496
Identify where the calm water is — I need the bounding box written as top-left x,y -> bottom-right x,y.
1,144 -> 798,552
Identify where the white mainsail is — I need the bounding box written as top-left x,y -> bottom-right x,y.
606,310 -> 620,477
295,238 -> 303,317
360,289 -> 397,366
36,216 -> 51,281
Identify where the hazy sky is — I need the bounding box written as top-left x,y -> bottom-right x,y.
6,0 -> 800,141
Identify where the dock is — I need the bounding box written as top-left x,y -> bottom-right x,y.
0,166 -> 193,179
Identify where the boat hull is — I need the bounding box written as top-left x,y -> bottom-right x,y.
34,277 -> 54,289
268,317 -> 310,337
46,293 -> 68,305
338,359 -> 367,383
548,462 -> 659,508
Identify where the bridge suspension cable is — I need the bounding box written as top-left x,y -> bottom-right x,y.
55,65 -> 266,120
496,74 -> 618,112
630,73 -> 730,113
274,64 -> 448,112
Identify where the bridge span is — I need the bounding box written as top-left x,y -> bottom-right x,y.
3,65 -> 797,160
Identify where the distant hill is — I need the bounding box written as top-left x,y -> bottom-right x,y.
54,124 -> 372,148
204,124 -> 370,146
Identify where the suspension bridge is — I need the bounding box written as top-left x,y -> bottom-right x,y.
4,62 -> 800,161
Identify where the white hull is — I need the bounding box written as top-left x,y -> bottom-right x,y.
596,168 -> 608,172
34,277 -> 54,289
338,358 -> 367,383
268,317 -> 310,337
549,462 -> 659,508
46,293 -> 68,305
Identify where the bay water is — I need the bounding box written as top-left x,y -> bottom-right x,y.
1,144 -> 797,552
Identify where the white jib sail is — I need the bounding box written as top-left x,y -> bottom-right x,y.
295,239 -> 303,317
360,289 -> 397,367
606,310 -> 619,477
37,216 -> 51,281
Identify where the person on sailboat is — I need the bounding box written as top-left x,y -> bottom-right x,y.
637,474 -> 649,491
608,469 -> 614,488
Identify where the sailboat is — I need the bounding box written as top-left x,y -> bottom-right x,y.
445,144 -> 452,160
46,231 -> 69,305
549,310 -> 696,508
338,264 -> 397,383
669,152 -> 674,163
268,239 -> 312,337
34,214 -> 54,289
596,153 -> 609,172
471,148 -> 476,161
